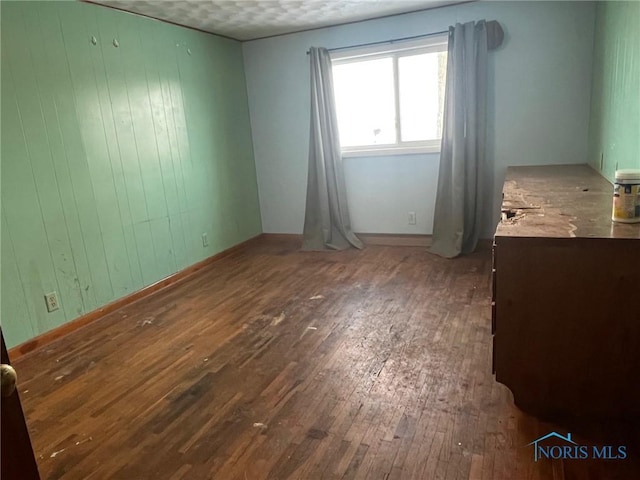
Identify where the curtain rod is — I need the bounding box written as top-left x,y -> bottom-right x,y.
305,29 -> 449,55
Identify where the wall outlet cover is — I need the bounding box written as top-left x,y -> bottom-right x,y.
45,292 -> 59,312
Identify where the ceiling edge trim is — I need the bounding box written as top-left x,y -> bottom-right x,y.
83,0 -> 475,43
245,1 -> 475,42
82,0 -> 243,42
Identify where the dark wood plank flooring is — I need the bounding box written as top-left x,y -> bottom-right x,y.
12,236 -> 640,479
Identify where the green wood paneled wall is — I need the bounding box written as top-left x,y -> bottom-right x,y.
588,1 -> 640,178
1,1 -> 262,348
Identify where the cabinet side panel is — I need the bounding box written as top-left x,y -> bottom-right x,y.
494,236 -> 640,417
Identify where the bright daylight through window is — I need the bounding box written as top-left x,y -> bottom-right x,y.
331,35 -> 448,156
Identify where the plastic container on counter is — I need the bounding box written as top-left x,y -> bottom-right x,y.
612,169 -> 640,223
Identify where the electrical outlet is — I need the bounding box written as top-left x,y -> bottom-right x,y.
45,292 -> 59,312
408,211 -> 417,225
202,233 -> 208,247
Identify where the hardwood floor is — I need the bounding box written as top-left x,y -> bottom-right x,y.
12,236 -> 639,479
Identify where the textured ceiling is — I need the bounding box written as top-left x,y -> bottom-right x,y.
90,1 -> 465,41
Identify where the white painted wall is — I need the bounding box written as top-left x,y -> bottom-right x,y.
243,1 -> 596,236
343,154 -> 440,234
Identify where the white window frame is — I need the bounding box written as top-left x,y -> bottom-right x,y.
330,34 -> 449,158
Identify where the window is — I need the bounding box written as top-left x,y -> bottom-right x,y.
331,35 -> 448,156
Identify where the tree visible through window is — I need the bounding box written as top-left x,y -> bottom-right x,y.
331,35 -> 448,155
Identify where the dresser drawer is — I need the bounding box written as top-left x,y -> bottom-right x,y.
491,302 -> 496,334
491,242 -> 497,302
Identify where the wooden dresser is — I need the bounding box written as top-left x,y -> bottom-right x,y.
492,164 -> 640,419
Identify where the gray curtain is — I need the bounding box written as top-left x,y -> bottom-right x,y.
302,47 -> 363,251
430,20 -> 491,258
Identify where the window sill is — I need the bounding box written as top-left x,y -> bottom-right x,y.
341,145 -> 441,158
